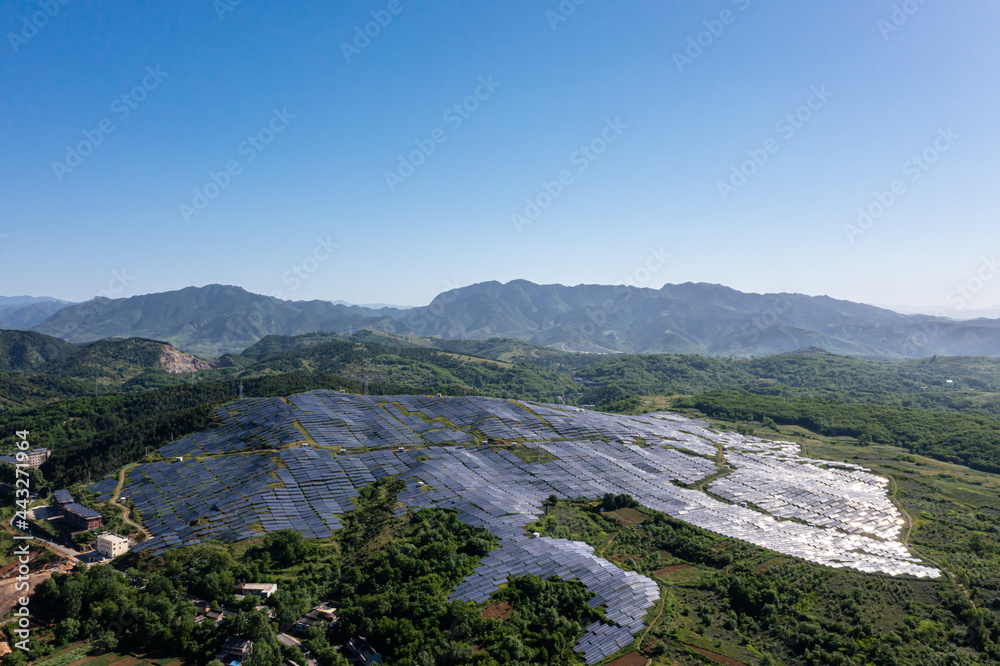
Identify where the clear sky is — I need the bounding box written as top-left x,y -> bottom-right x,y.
2,0 -> 998,315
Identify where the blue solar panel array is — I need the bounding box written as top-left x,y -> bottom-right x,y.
93,391 -> 938,663
159,397 -> 300,457
89,478 -> 118,503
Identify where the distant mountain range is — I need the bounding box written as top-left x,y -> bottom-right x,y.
6,281 -> 1000,358
27,285 -> 402,358
0,296 -> 75,330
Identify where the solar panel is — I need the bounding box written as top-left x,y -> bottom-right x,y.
93,391 -> 940,663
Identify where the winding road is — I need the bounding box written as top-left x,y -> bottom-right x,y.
112,463 -> 152,541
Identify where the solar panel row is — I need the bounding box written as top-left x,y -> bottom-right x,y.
96,391 -> 940,662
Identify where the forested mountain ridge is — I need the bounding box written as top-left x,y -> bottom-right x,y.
0,331 -> 228,396
16,281 -> 1000,358
11,328 -> 1000,414
30,284 -> 404,357
0,330 -> 77,371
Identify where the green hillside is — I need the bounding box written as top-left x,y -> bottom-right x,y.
9,330 -> 1000,487
41,336 -> 216,386
575,349 -> 1000,415
242,337 -> 579,403
0,330 -> 77,371
5,332 -> 1000,665
1,373 -> 443,488
0,371 -> 92,408
675,390 -> 1000,474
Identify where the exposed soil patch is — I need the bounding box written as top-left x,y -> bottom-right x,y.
159,345 -> 219,374
609,553 -> 642,563
0,563 -> 56,617
482,601 -> 514,621
605,650 -> 648,666
654,563 -> 692,577
687,645 -> 747,666
712,540 -> 736,555
108,657 -> 144,666
753,557 -> 787,574
0,551 -> 40,578
608,507 -> 648,526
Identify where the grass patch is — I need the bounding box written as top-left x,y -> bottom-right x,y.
511,446 -> 557,464
607,507 -> 648,526
33,644 -> 93,666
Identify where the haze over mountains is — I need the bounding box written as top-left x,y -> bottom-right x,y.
0,296 -> 75,330
5,282 -> 1000,359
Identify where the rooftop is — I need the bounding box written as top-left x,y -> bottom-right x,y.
98,532 -> 130,544
63,502 -> 101,519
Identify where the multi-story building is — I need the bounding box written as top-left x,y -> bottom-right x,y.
0,448 -> 50,469
217,637 -> 253,664
62,502 -> 103,530
54,489 -> 74,507
96,532 -> 130,558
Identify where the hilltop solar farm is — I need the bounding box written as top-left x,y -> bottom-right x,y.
94,391 -> 939,664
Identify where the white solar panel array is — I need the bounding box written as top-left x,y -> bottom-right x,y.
709,438 -> 905,541
99,392 -> 939,664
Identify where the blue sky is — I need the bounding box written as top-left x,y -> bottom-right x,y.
2,0 -> 998,315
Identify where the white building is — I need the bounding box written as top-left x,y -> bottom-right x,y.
238,582 -> 278,598
96,533 -> 130,559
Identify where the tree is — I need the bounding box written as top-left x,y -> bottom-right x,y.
313,647 -> 350,666
247,640 -> 281,666
279,643 -> 306,665
270,587 -> 312,630
2,650 -> 28,666
94,629 -> 119,653
306,624 -> 350,666
341,476 -> 405,552
600,493 -> 638,512
56,617 -> 81,645
262,529 -> 312,567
